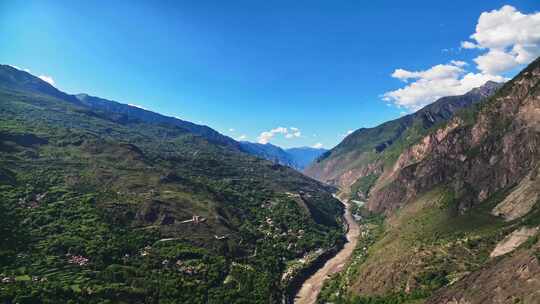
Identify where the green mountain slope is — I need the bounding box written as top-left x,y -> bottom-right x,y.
318,58 -> 540,303
0,65 -> 344,303
74,93 -> 240,148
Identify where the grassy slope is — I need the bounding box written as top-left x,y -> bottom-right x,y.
318,187 -> 540,303
0,85 -> 344,303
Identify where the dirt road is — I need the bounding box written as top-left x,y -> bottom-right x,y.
294,196 -> 360,304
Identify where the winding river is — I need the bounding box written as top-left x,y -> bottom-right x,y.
294,195 -> 360,304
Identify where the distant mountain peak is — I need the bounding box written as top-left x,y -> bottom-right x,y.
239,142 -> 327,171
467,80 -> 504,97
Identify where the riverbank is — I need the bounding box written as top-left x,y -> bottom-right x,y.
293,195 -> 360,304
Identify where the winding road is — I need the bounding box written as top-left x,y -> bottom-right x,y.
294,195 -> 360,304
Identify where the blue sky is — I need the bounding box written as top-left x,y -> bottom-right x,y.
1,1 -> 539,148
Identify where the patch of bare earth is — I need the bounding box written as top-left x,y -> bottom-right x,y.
490,226 -> 539,258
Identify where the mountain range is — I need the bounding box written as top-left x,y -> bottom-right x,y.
0,64 -> 343,303
305,80 -> 503,194
1,56 -> 540,304
239,142 -> 327,171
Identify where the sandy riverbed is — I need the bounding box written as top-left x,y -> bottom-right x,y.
294,196 -> 360,304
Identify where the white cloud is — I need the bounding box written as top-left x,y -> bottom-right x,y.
450,60 -> 468,67
9,65 -> 56,86
391,63 -> 464,82
229,128 -> 235,132
383,5 -> 539,111
383,61 -> 506,111
473,49 -> 518,75
339,130 -> 354,138
9,65 -> 57,87
10,65 -> 31,73
38,75 -> 55,86
312,143 -> 324,149
237,134 -> 247,141
257,127 -> 288,144
128,103 -> 148,110
285,127 -> 301,138
461,41 -> 481,49
257,127 -> 301,144
462,5 -> 540,74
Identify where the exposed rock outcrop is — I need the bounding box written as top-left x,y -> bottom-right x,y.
368,59 -> 540,214
490,226 -> 538,258
305,81 -> 503,194
492,170 -> 540,221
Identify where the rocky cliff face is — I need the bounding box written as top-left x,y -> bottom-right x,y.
368,59 -> 540,215
305,81 -> 503,195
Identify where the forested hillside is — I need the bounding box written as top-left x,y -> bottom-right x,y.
0,65 -> 344,303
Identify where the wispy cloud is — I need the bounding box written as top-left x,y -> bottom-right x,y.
10,65 -> 31,73
8,65 -> 57,87
285,127 -> 301,139
128,103 -> 148,110
383,61 -> 505,111
257,126 -> 302,144
257,127 -> 288,144
339,130 -> 354,138
38,75 -> 55,86
312,143 -> 324,148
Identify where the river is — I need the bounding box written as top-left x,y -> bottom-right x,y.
293,195 -> 360,304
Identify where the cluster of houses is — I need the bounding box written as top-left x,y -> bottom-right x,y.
18,192 -> 48,209
139,245 -> 152,257
1,277 -> 14,284
66,254 -> 89,266
1,276 -> 45,284
158,259 -> 200,276
176,262 -> 199,276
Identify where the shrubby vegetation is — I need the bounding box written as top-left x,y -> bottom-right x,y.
318,209 -> 385,303
0,71 -> 344,303
350,174 -> 379,200
318,185 -> 540,304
